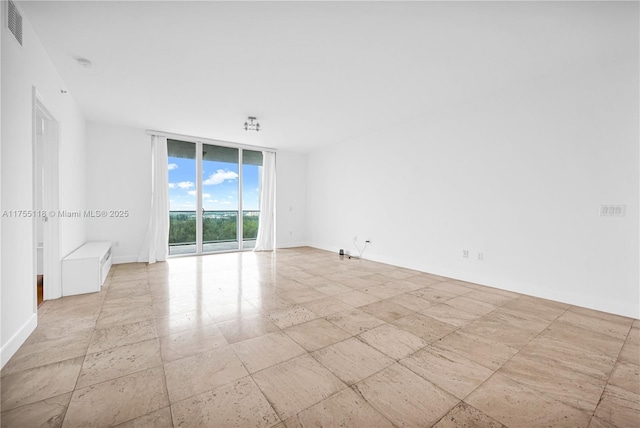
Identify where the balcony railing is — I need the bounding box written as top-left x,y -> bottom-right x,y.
169,210 -> 259,255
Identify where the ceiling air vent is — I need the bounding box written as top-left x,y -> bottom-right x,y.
7,0 -> 23,46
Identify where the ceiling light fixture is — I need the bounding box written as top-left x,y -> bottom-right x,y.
244,116 -> 260,132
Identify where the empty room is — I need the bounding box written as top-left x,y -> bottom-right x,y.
1,1 -> 639,427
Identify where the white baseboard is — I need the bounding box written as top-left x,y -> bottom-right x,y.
113,255 -> 139,264
276,241 -> 309,249
306,242 -> 639,319
1,312 -> 37,369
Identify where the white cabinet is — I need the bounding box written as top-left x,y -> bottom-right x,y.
62,241 -> 112,296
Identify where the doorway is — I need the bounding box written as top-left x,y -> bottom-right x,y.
33,90 -> 61,308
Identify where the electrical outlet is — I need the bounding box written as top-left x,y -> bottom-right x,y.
477,252 -> 483,261
114,241 -> 120,247
354,235 -> 358,241
462,250 -> 469,258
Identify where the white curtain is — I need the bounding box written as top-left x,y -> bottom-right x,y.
138,135 -> 169,263
254,151 -> 276,251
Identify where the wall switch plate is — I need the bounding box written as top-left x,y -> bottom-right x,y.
462,250 -> 469,258
600,205 -> 626,217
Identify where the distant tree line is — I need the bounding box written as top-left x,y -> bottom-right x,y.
169,212 -> 259,245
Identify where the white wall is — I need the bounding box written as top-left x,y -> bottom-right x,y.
307,42 -> 639,318
1,5 -> 87,366
85,122 -> 151,263
86,122 -> 308,260
276,150 -> 308,248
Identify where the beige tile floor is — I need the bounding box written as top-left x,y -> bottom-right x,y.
1,247 -> 639,427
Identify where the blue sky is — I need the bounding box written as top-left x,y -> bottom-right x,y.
168,157 -> 260,211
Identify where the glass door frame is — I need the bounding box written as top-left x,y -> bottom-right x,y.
195,142 -> 247,254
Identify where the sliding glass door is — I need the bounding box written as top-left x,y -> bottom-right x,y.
168,139 -> 263,255
241,150 -> 263,249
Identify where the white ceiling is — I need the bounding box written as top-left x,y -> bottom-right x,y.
18,1 -> 635,152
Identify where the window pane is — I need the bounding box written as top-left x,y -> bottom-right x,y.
242,150 -> 262,248
202,144 -> 239,252
168,139 -> 196,255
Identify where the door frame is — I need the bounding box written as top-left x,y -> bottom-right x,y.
197,141 -> 245,254
32,88 -> 61,305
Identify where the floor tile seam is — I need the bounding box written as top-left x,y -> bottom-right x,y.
97,300 -> 154,318
104,276 -> 150,288
464,369 -> 592,427
83,337 -> 161,363
553,316 -> 633,342
0,390 -> 72,419
102,290 -> 153,302
2,328 -> 95,362
420,302 -> 487,328
490,304 -> 569,366
461,401 -> 513,428
0,350 -> 87,389
163,366 -> 253,406
239,345 -> 311,377
243,368 -> 290,426
429,401 -> 495,428
95,315 -> 157,332
588,321 -> 638,419
564,305 -> 638,327
283,383 -> 397,427
45,352 -> 87,417
57,390 -> 74,428
279,323 -> 350,352
609,362 -> 640,396
412,312 -> 464,339
507,336 -> 621,385
158,331 -> 230,364
495,361 -> 606,417
317,332 -> 394,361
451,290 -> 518,310
324,313 -> 390,337
355,327 -> 429,362
451,307 -> 572,407
395,355 -> 483,403
485,303 -> 607,419
542,318 -> 630,363
228,333 -> 289,376
615,322 -> 634,347
86,322 -> 160,355
320,349 -> 395,388
488,305 -> 556,328
74,360 -> 165,392
263,370 -> 351,423
349,367 -> 457,428
156,356 -> 175,428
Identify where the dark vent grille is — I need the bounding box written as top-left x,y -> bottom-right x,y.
8,0 -> 23,46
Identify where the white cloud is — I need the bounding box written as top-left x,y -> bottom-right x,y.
168,163 -> 178,170
187,190 -> 211,198
221,201 -> 231,205
170,203 -> 196,211
203,169 -> 238,185
168,183 -> 176,189
177,181 -> 195,189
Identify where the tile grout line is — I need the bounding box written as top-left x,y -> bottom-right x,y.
587,320 -> 635,427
